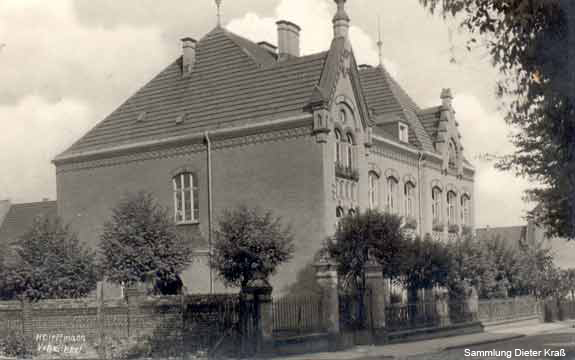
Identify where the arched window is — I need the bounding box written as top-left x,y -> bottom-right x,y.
173,172 -> 199,224
368,172 -> 379,210
432,187 -> 442,223
336,206 -> 344,219
447,191 -> 457,225
348,208 -> 356,216
404,182 -> 416,218
334,129 -> 342,165
346,133 -> 354,169
339,109 -> 347,124
461,195 -> 470,225
386,177 -> 399,214
448,140 -> 457,169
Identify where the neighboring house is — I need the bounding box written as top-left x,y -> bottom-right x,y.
0,200 -> 58,249
52,1 -> 475,295
476,223 -> 575,269
0,200 -> 11,229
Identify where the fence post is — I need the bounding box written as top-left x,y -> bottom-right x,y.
241,276 -> 274,355
314,258 -> 340,351
21,300 -> 32,338
364,260 -> 385,342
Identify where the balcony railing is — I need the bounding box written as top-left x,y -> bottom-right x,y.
335,163 -> 359,181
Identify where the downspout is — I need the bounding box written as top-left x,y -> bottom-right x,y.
204,132 -> 214,294
417,152 -> 424,238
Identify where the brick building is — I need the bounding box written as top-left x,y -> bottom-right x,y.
50,1 -> 475,296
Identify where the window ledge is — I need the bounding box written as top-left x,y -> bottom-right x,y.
176,221 -> 200,226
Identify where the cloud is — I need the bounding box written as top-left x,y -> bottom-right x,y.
0,0 -> 171,110
452,93 -> 531,226
226,0 -> 399,77
0,96 -> 94,203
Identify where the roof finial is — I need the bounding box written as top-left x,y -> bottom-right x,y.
377,15 -> 383,67
215,0 -> 222,27
333,0 -> 350,38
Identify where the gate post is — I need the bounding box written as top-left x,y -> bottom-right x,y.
242,276 -> 274,355
314,257 -> 340,351
364,259 -> 386,343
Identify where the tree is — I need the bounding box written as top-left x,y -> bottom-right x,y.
0,218 -> 98,301
211,206 -> 294,288
99,191 -> 193,294
325,210 -> 404,292
446,235 -> 506,299
419,0 -> 575,239
399,235 -> 451,301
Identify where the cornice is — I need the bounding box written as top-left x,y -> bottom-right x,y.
54,114 -> 313,166
56,121 -> 313,174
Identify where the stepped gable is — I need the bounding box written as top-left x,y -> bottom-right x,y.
0,201 -> 57,246
359,65 -> 435,152
56,27 -> 328,160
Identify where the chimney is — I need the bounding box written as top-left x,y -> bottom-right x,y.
258,41 -> 278,55
181,37 -> 198,76
333,0 -> 350,38
441,88 -> 453,108
276,20 -> 301,61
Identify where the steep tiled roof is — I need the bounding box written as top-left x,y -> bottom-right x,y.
0,201 -> 57,246
58,27 -> 328,159
418,106 -> 442,141
359,66 -> 435,152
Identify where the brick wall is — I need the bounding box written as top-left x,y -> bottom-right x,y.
0,294 -> 241,355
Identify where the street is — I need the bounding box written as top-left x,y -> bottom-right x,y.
407,329 -> 575,360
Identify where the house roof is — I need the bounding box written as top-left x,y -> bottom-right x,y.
56,26 -> 445,160
475,226 -> 528,250
0,201 -> 57,246
57,27 -> 328,159
359,66 -> 435,152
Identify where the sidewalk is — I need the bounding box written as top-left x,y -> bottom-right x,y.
271,319 -> 574,360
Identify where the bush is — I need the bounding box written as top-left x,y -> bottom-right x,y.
0,329 -> 37,358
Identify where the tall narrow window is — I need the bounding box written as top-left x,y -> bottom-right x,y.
336,206 -> 344,219
346,133 -> 354,169
386,177 -> 399,214
368,172 -> 379,210
432,187 -> 442,223
404,182 -> 415,218
335,129 -> 342,165
448,140 -> 457,169
461,195 -> 470,225
447,191 -> 457,225
173,172 -> 199,224
399,123 -> 409,143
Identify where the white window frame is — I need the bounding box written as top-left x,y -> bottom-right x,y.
173,172 -> 199,224
447,191 -> 457,225
461,195 -> 470,225
335,129 -> 342,165
386,177 -> 399,214
432,187 -> 443,223
399,123 -> 409,143
404,182 -> 415,218
346,133 -> 354,169
368,172 -> 379,210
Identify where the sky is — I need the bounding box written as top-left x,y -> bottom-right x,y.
0,0 -> 534,227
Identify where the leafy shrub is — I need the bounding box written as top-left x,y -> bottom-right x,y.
0,329 -> 37,358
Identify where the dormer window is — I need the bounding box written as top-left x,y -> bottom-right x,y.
399,123 -> 409,143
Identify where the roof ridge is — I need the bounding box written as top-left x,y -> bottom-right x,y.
219,27 -> 276,68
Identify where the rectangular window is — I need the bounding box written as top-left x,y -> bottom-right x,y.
173,172 -> 198,224
399,124 -> 409,143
